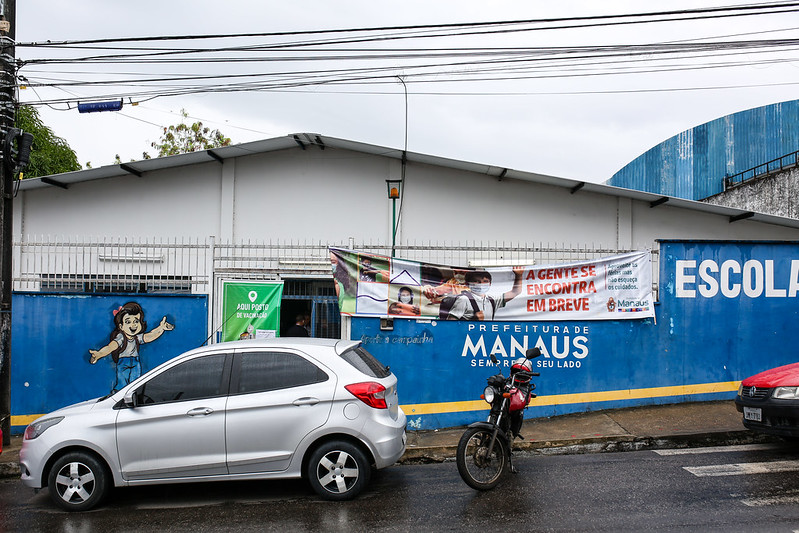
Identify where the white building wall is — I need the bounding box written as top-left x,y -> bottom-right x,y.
13,144 -> 799,248
17,162 -> 225,238
232,148 -> 392,242
629,201 -> 799,243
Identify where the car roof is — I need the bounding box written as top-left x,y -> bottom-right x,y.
180,337 -> 360,358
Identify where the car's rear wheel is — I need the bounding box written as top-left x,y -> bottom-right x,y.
306,440 -> 370,501
47,451 -> 110,511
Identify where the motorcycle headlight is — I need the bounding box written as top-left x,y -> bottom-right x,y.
483,386 -> 496,404
23,416 -> 64,440
773,386 -> 799,399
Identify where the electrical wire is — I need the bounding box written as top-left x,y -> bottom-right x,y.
16,2 -> 799,107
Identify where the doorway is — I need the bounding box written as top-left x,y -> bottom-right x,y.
280,279 -> 340,338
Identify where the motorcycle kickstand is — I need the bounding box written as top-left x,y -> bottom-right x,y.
509,451 -> 519,474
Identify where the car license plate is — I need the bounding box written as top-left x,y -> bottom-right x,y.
743,406 -> 762,422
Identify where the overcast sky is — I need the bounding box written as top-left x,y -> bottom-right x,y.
16,1 -> 799,183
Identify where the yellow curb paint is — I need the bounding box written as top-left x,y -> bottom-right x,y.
400,381 -> 741,416
11,414 -> 41,426
13,381 -> 741,424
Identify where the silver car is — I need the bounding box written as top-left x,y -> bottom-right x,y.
20,338 -> 406,511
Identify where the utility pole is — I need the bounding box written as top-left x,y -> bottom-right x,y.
0,0 -> 15,446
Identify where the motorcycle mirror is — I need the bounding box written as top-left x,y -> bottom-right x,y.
526,347 -> 542,359
490,353 -> 499,365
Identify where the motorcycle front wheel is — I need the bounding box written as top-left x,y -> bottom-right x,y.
456,427 -> 508,490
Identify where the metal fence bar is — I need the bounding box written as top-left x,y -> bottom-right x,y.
12,236 -> 649,294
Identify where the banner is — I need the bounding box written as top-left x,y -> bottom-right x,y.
221,281 -> 284,341
329,248 -> 653,321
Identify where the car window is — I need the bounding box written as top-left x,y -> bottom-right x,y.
138,354 -> 228,405
339,345 -> 390,378
236,351 -> 329,394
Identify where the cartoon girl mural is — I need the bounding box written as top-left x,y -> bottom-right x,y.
89,302 -> 175,392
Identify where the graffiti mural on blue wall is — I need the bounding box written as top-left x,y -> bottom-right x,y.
88,301 -> 176,392
11,293 -> 207,432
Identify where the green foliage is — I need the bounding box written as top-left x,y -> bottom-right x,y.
15,105 -> 81,178
149,109 -> 231,157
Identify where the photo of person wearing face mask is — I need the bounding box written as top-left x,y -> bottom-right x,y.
388,286 -> 421,316
446,267 -> 524,321
422,268 -> 469,305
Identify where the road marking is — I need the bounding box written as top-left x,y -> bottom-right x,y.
685,460 -> 799,477
741,490 -> 799,507
653,444 -> 782,456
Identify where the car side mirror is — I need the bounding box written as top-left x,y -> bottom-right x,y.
123,389 -> 138,408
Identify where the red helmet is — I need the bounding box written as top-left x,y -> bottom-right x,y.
511,357 -> 533,382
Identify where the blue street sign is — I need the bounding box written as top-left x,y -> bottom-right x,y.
78,100 -> 123,113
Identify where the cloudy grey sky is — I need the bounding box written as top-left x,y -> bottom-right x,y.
16,1 -> 799,182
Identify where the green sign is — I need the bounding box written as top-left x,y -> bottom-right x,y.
221,281 -> 284,342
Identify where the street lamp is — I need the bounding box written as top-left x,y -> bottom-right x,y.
386,180 -> 402,257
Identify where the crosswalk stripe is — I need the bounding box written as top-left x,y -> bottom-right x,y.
685,460 -> 799,477
653,444 -> 781,456
741,492 -> 799,507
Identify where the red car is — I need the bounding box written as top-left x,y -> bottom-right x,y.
735,362 -> 799,438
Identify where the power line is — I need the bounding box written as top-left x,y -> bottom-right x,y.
19,1 -> 799,47
17,2 -> 799,107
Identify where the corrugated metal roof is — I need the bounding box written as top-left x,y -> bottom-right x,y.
18,132 -> 799,230
608,99 -> 799,201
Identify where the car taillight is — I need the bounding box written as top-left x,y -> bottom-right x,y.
345,382 -> 388,409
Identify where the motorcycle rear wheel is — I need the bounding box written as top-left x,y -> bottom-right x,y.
456,427 -> 508,490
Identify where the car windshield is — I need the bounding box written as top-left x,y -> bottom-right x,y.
340,345 -> 390,378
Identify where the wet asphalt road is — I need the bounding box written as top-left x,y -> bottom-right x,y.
4,443 -> 799,532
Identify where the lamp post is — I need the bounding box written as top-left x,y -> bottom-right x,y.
386,180 -> 402,257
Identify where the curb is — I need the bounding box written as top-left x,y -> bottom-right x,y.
397,429 -> 776,465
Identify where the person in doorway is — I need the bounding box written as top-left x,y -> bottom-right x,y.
89,302 -> 175,392
285,314 -> 310,337
446,267 -> 524,321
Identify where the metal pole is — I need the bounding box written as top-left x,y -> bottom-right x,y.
0,0 -> 14,446
391,197 -> 396,257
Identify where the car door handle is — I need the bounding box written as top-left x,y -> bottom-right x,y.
187,407 -> 214,417
292,397 -> 320,406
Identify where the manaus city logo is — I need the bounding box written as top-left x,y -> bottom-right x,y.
606,297 -> 616,312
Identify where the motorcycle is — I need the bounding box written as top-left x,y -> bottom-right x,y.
456,347 -> 541,490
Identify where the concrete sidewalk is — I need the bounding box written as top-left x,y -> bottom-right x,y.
400,400 -> 770,463
0,400 -> 767,478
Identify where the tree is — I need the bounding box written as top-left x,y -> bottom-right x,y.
149,109 -> 231,157
15,105 -> 81,178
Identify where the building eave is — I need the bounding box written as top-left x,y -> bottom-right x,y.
17,132 -> 799,230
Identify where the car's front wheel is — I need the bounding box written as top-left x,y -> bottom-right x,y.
306,440 -> 371,501
47,451 -> 110,511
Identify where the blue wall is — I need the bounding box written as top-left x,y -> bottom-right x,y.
11,240 -> 799,433
608,100 -> 799,200
352,240 -> 799,429
11,293 -> 208,432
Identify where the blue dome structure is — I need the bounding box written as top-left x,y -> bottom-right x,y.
607,100 -> 799,200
